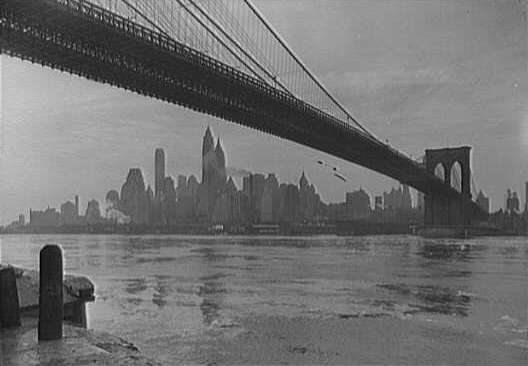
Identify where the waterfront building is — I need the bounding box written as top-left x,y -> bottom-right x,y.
298,171 -> 320,222
383,185 -> 412,213
120,168 -> 149,223
260,174 -> 279,223
506,189 -> 520,214
261,180 -> 274,223
345,188 -> 371,219
279,183 -> 299,222
30,207 -> 60,227
85,199 -> 102,224
476,190 -> 490,214
245,173 -> 266,223
60,200 -> 77,225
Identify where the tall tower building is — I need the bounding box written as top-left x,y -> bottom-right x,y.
200,127 -> 227,218
202,127 -> 215,184
120,168 -> 149,223
75,195 -> 79,217
155,148 -> 165,200
215,138 -> 227,184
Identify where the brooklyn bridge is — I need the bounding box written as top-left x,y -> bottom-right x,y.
0,0 -> 489,227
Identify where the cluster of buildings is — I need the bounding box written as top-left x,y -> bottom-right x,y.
487,184 -> 528,234
9,195 -> 103,232
100,127 -> 424,233
324,184 -> 419,233
12,126 -> 528,235
102,127 -> 325,231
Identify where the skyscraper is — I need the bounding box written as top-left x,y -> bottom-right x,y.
155,148 -> 165,200
345,188 -> 371,219
120,168 -> 149,223
298,171 -> 320,222
200,127 -> 227,218
202,127 -> 215,184
75,195 -> 79,217
383,185 -> 412,212
85,199 -> 102,225
247,173 -> 265,223
261,174 -> 279,223
60,200 -> 77,225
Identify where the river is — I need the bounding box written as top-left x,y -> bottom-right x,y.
0,234 -> 526,365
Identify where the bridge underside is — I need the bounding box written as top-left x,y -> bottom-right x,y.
1,0 -> 486,223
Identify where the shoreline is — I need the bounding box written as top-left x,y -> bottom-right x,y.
1,316 -> 163,366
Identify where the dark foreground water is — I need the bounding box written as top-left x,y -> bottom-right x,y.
1,235 -> 527,365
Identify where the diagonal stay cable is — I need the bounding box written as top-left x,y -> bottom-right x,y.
243,0 -> 375,139
174,0 -> 266,83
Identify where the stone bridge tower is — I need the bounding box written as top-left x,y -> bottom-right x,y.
424,146 -> 472,226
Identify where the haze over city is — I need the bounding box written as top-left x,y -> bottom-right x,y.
1,0 -> 526,224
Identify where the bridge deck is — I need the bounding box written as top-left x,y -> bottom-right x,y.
1,0 -> 483,214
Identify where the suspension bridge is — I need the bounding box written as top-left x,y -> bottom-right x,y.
0,0 -> 488,227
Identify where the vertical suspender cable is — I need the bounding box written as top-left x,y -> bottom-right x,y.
186,0 -> 293,95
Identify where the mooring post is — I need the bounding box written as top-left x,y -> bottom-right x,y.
0,266 -> 21,328
39,245 -> 63,341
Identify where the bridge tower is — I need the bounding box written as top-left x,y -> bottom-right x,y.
424,146 -> 472,226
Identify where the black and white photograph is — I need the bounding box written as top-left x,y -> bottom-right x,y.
0,0 -> 527,364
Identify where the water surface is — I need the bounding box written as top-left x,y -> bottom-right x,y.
1,235 -> 526,364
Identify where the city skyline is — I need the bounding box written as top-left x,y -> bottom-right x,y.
9,126 -> 418,226
5,121 -> 525,226
1,0 -> 526,224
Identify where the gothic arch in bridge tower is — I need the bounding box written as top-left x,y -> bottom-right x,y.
450,161 -> 462,193
424,146 -> 472,226
433,163 -> 447,183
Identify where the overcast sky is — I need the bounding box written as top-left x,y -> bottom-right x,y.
0,0 -> 526,224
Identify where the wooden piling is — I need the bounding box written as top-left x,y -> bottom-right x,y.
38,245 -> 63,341
0,266 -> 21,328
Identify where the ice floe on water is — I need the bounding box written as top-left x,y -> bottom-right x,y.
504,338 -> 528,349
494,315 -> 528,335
